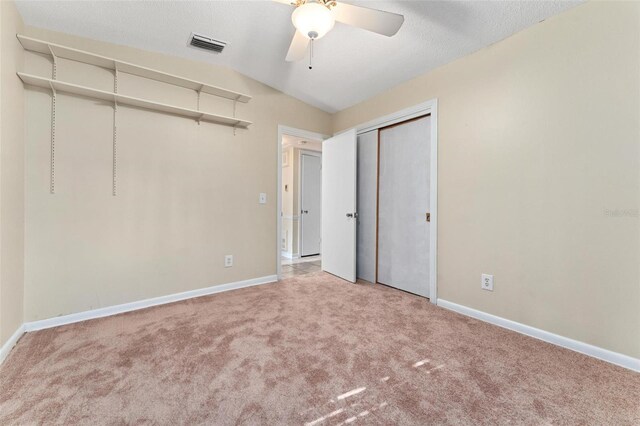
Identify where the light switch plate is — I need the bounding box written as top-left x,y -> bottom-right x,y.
259,193 -> 267,204
481,274 -> 494,291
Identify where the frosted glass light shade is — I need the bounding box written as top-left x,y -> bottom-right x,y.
292,2 -> 335,40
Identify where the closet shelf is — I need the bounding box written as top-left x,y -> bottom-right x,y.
18,73 -> 252,128
17,34 -> 252,103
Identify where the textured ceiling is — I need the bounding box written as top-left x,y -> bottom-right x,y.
283,134 -> 323,151
15,0 -> 582,113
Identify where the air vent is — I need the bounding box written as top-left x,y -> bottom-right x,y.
189,33 -> 226,53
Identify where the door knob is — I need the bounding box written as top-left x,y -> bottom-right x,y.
346,212 -> 358,218
301,210 -> 309,214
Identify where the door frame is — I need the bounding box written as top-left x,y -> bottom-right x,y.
277,125 -> 329,279
298,149 -> 322,257
352,99 -> 439,303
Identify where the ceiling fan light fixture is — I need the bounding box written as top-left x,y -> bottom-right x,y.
292,2 -> 335,40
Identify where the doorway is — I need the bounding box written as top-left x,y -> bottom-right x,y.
300,152 -> 322,257
277,126 -> 327,278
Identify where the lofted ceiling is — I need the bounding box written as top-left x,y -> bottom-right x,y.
15,0 -> 582,113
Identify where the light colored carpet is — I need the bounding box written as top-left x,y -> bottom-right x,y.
1,272 -> 639,425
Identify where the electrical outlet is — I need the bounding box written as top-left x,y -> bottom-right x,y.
259,193 -> 267,204
224,255 -> 233,268
481,274 -> 494,291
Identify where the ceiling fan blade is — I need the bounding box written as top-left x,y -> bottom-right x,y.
333,2 -> 404,37
286,31 -> 310,62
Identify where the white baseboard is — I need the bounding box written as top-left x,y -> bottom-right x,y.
0,324 -> 26,365
437,299 -> 640,373
24,275 -> 278,332
281,252 -> 299,260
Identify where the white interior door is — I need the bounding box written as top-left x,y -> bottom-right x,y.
321,129 -> 357,282
300,153 -> 322,257
356,130 -> 378,283
377,116 -> 431,297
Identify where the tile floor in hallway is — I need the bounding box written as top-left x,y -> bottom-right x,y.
280,259 -> 321,278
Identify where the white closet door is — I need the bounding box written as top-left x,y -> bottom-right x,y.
300,153 -> 322,256
321,129 -> 357,282
378,116 -> 431,297
356,130 -> 377,283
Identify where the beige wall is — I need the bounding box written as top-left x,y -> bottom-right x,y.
281,146 -> 303,258
0,0 -> 25,348
21,26 -> 332,321
282,145 -> 295,255
334,1 -> 640,358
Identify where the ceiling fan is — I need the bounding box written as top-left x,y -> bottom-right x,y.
273,0 -> 404,65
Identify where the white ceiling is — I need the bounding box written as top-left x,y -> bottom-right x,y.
16,0 -> 582,113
